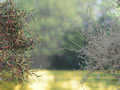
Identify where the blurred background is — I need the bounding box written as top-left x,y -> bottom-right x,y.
1,0 -> 120,90
10,0 -> 117,70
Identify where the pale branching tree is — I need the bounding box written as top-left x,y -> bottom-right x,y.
79,11 -> 120,83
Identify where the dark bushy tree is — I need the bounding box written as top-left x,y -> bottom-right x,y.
49,29 -> 87,70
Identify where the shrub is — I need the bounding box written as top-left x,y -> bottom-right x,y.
0,0 -> 35,82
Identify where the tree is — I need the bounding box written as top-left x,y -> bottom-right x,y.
49,28 -> 86,70
16,0 -> 80,56
0,0 -> 35,82
116,0 -> 120,7
79,7 -> 120,83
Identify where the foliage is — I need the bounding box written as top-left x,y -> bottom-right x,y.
116,0 -> 120,7
15,0 -> 80,55
49,29 -> 86,70
78,5 -> 120,83
0,0 -> 35,82
13,0 -> 119,71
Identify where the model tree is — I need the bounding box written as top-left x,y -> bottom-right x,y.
0,0 -> 35,82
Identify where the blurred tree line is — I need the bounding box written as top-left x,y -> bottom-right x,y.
11,0 -> 117,70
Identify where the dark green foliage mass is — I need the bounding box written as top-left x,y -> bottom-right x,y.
49,30 -> 87,70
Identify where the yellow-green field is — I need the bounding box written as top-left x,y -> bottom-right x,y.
0,70 -> 120,90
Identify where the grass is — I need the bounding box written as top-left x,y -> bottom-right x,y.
0,70 -> 119,90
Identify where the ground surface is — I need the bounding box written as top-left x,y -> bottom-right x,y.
0,70 -> 120,90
